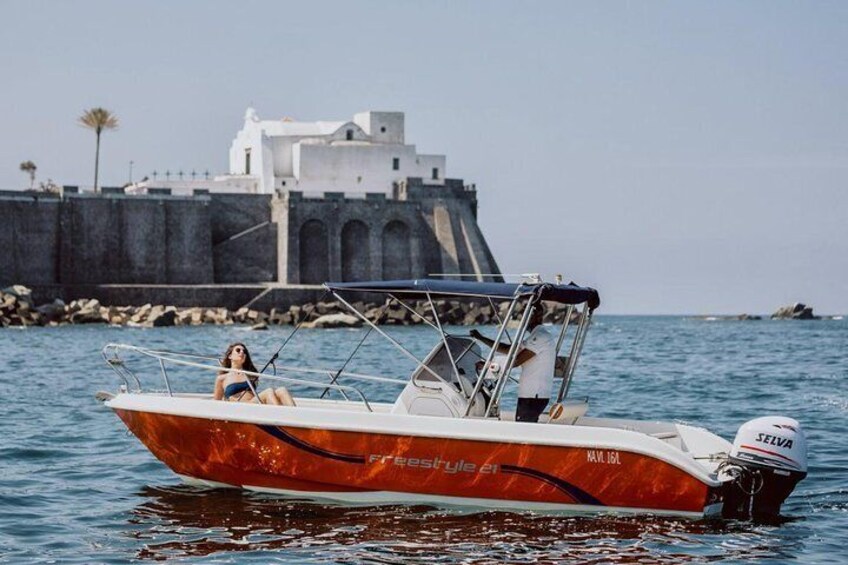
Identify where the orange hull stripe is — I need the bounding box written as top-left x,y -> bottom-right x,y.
115,409 -> 711,512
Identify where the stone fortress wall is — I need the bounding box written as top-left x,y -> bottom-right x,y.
0,177 -> 499,308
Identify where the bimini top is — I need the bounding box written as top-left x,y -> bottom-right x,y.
325,279 -> 601,310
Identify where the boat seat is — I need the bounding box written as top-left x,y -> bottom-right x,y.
390,379 -> 486,418
649,431 -> 687,451
547,399 -> 589,425
391,336 -> 487,418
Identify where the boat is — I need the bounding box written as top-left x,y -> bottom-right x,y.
102,277 -> 807,519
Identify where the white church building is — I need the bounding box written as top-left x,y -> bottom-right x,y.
129,109 -> 447,196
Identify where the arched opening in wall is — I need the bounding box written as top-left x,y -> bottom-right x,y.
299,219 -> 329,284
382,220 -> 411,280
341,220 -> 370,281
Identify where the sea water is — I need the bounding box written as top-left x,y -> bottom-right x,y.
0,317 -> 845,563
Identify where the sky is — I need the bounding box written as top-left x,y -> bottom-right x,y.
1,1 -> 846,314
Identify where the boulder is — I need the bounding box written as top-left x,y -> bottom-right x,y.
146,304 -> 164,321
217,307 -> 232,325
736,314 -> 762,321
250,321 -> 269,331
36,299 -> 66,323
1,285 -> 32,300
772,303 -> 819,320
0,294 -> 17,313
315,301 -> 341,315
414,302 -> 431,319
385,304 -> 408,323
70,305 -> 107,324
308,313 -> 363,328
364,307 -> 382,322
150,309 -> 177,327
269,308 -> 292,325
129,304 -> 152,323
288,305 -> 305,323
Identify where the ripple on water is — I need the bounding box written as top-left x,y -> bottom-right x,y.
1,320 -> 846,563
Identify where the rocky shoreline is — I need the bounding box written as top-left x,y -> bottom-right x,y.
3,286 -> 841,328
0,285 -> 578,329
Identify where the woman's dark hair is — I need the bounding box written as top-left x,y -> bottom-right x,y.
220,342 -> 259,382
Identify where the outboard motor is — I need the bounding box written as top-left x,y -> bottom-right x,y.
722,416 -> 807,519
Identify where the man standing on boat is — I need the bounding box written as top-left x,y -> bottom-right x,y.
470,303 -> 556,422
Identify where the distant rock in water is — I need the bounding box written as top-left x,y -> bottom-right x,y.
694,314 -> 761,321
771,303 -> 820,320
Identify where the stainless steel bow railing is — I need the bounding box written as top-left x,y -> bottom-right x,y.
101,343 -> 407,413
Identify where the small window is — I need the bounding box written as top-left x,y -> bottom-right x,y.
281,180 -> 286,186
346,129 -> 353,140
245,148 -> 251,175
392,158 -> 400,171
432,167 -> 439,180
380,126 -> 386,133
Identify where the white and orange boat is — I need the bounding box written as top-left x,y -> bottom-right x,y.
103,278 -> 807,519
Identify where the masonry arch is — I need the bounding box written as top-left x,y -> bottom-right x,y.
299,219 -> 329,284
381,220 -> 411,280
341,220 -> 371,282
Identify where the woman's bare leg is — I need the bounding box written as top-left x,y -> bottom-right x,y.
275,387 -> 296,407
258,389 -> 281,405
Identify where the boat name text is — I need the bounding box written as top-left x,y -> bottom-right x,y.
368,454 -> 499,475
587,449 -> 621,465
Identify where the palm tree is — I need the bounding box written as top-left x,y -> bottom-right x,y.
19,161 -> 37,189
78,107 -> 119,192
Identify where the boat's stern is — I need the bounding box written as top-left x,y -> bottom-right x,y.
721,416 -> 808,519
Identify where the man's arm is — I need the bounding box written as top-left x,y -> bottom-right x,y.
469,329 -> 511,354
470,329 -> 536,365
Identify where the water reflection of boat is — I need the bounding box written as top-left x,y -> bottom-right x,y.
104,278 -> 808,519
129,485 -> 801,562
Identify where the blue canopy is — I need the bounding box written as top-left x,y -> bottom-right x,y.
325,279 -> 600,310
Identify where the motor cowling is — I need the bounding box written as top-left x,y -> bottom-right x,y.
722,416 -> 807,520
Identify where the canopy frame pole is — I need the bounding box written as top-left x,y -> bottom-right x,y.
485,297 -> 536,418
556,303 -> 591,403
260,292 -> 328,374
388,294 -> 440,332
426,291 -> 463,386
487,297 -> 513,345
464,297 -> 519,417
554,304 -> 575,355
320,299 -> 391,399
330,291 -> 448,385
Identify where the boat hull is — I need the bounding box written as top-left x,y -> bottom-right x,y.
113,406 -> 721,517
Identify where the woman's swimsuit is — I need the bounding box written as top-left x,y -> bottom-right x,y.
224,381 -> 251,400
